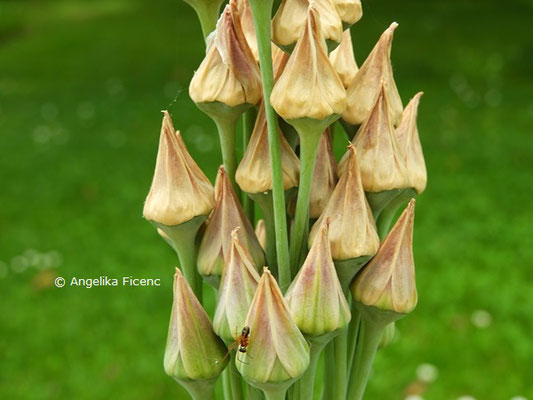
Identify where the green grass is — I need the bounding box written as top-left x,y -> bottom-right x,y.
1,0 -> 532,399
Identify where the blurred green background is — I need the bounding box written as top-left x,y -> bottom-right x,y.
1,0 -> 532,399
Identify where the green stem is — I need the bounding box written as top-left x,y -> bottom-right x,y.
246,383 -> 263,400
187,0 -> 222,40
289,131 -> 322,276
213,115 -> 239,192
222,367 -> 232,400
347,302 -> 361,380
263,388 -> 287,400
375,188 -> 417,240
242,109 -> 257,222
229,353 -> 244,400
322,341 -> 335,400
250,192 -> 278,278
248,0 -> 291,291
333,329 -> 348,400
346,319 -> 385,400
179,378 -> 216,400
294,339 -> 327,400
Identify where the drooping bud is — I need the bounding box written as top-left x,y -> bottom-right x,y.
272,0 -> 343,53
396,92 -> 427,194
189,2 -> 262,113
329,30 -> 358,89
310,145 -> 379,260
339,85 -> 408,193
233,0 -> 258,62
237,267 -> 310,388
213,229 -> 261,342
255,219 -> 266,251
273,45 -> 290,82
351,199 -> 417,316
332,0 -> 362,29
236,102 -> 300,194
343,23 -> 403,126
164,268 -> 228,383
285,222 -> 351,337
271,6 -> 346,124
197,167 -> 265,284
143,111 -> 214,227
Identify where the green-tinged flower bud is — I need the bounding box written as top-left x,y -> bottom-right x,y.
236,101 -> 300,194
351,199 -> 417,317
396,92 -> 427,194
310,145 -> 379,261
213,229 -> 261,342
272,0 -> 343,53
332,0 -> 362,29
285,221 -> 351,337
189,2 -> 262,115
339,84 -> 408,193
271,6 -> 346,125
164,268 -> 228,383
255,219 -> 266,251
143,111 -> 214,227
234,0 -> 258,62
343,22 -> 403,127
237,267 -> 310,388
329,30 -> 358,89
197,166 -> 265,285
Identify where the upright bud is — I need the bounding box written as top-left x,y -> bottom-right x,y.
343,23 -> 403,126
396,92 -> 427,194
237,268 -> 310,389
164,269 -> 228,384
329,30 -> 359,89
213,229 -> 261,342
332,0 -> 362,29
143,111 -> 214,227
272,0 -> 343,53
197,167 -> 265,285
286,222 -> 351,337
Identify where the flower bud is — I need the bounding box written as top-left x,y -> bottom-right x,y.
332,0 -> 362,29
197,166 -> 265,283
143,111 -> 215,227
273,45 -> 290,82
285,222 -> 351,336
343,23 -> 403,126
329,30 -> 358,89
164,268 -> 228,382
272,0 -> 343,53
351,199 -> 417,316
233,0 -> 258,62
236,102 -> 300,194
213,229 -> 261,342
255,219 -> 266,251
396,92 -> 427,194
310,145 -> 379,261
189,2 -> 262,111
271,6 -> 346,123
237,267 -> 310,386
339,84 -> 408,193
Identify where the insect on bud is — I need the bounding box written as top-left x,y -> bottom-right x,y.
329,30 -> 359,89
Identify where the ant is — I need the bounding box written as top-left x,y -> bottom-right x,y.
222,326 -> 252,364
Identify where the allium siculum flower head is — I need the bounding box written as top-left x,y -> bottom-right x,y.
343,22 -> 403,126
351,199 -> 417,315
233,0 -> 258,62
271,6 -> 346,124
189,2 -> 262,110
285,221 -> 351,336
143,111 -> 215,226
272,0 -> 343,53
236,102 -> 300,194
164,268 -> 228,381
339,84 -> 409,192
396,92 -> 427,194
332,0 -> 362,29
213,229 -> 261,342
310,145 -> 379,260
255,219 -> 266,251
197,166 -> 265,280
329,30 -> 359,89
237,267 -> 310,385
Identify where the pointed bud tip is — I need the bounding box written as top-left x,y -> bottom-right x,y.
231,226 -> 241,240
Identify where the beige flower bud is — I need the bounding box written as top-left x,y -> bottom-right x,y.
273,45 -> 290,82
286,222 -> 351,336
271,6 -> 346,121
309,130 -> 338,218
343,22 -> 403,126
254,219 -> 266,251
339,84 -> 408,192
310,145 -> 379,261
197,167 -> 265,280
213,229 -> 261,342
189,2 -> 262,108
236,102 -> 300,193
272,0 -> 343,52
351,199 -> 417,315
332,0 -> 362,28
143,111 -> 215,226
329,30 -> 358,89
233,0 -> 258,62
164,268 -> 228,382
237,267 -> 310,385
396,92 -> 427,194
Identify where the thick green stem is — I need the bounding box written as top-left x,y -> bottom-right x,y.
222,367 -> 232,400
242,109 -> 257,222
248,0 -> 291,291
347,301 -> 361,380
187,0 -> 222,40
322,341 -> 335,400
333,329 -> 348,400
294,339 -> 327,400
229,353 -> 244,400
179,378 -> 216,400
246,383 -> 263,400
213,115 -> 239,192
346,319 -> 385,400
263,388 -> 287,400
289,131 -> 322,276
